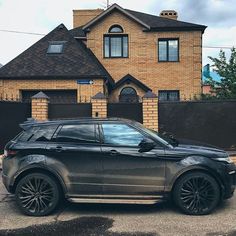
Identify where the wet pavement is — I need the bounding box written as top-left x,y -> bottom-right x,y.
0,171 -> 236,236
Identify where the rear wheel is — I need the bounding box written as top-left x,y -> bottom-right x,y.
15,173 -> 60,216
173,172 -> 220,215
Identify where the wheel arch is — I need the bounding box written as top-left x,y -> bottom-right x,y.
11,166 -> 67,195
170,167 -> 224,198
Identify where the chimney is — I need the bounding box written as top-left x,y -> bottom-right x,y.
160,10 -> 178,20
73,9 -> 104,28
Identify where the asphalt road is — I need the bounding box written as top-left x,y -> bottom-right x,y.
0,171 -> 236,236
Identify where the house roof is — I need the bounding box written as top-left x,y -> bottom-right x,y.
82,4 -> 206,33
125,9 -> 207,32
114,74 -> 151,92
69,26 -> 86,38
0,24 -> 114,86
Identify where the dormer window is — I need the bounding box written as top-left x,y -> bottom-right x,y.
47,41 -> 66,54
104,25 -> 128,58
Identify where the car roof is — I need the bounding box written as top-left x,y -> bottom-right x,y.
20,117 -> 133,130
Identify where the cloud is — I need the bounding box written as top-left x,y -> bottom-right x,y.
0,0 -> 235,65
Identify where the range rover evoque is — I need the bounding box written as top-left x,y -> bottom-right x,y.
2,118 -> 236,216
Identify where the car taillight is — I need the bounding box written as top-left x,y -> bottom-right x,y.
4,149 -> 17,157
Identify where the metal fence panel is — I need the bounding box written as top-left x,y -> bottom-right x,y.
159,100 -> 236,150
0,101 -> 31,150
108,103 -> 143,123
48,103 -> 92,119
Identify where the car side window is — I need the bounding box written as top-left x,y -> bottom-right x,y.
55,124 -> 98,144
17,125 -> 58,142
102,124 -> 145,146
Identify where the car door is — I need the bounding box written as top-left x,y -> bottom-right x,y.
46,123 -> 103,197
100,123 -> 166,197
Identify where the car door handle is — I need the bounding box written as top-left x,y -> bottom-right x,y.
49,146 -> 63,152
109,150 -> 119,156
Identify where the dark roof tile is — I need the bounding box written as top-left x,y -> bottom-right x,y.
0,24 -> 114,86
126,9 -> 207,32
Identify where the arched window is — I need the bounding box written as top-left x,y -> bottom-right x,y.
104,24 -> 128,58
109,25 -> 123,33
119,87 -> 138,103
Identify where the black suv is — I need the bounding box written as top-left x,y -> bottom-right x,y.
2,118 -> 236,216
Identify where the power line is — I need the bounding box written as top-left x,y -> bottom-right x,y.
0,29 -> 45,36
203,46 -> 233,49
0,29 -> 235,49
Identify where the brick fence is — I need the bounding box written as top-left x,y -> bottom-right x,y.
31,91 -> 159,131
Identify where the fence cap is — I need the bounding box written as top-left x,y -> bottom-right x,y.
92,92 -> 106,99
143,91 -> 157,98
31,91 -> 49,99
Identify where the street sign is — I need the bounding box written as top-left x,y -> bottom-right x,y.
77,79 -> 93,85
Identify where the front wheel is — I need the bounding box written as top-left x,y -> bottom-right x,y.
15,173 -> 60,216
173,172 -> 220,215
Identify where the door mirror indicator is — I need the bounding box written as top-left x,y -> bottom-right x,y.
138,138 -> 156,152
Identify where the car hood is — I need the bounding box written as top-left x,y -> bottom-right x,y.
173,143 -> 228,159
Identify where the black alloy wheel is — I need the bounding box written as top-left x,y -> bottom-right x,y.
15,173 -> 60,216
173,172 -> 220,215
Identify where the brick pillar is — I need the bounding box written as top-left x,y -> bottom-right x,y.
142,91 -> 158,131
31,92 -> 49,121
91,92 -> 107,118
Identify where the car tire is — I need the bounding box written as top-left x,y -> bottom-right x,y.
15,173 -> 60,216
173,172 -> 220,215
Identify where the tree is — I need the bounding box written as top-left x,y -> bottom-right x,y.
207,47 -> 236,99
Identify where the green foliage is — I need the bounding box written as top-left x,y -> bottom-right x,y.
206,47 -> 236,99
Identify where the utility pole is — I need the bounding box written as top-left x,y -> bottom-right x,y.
106,0 -> 110,8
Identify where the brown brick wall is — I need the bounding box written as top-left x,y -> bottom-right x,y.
92,98 -> 107,118
73,9 -> 104,28
31,98 -> 48,121
86,11 -> 203,100
0,79 -> 105,103
142,97 -> 158,131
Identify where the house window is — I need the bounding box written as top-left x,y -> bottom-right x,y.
47,41 -> 66,54
109,25 -> 123,33
119,87 -> 138,103
158,39 -> 179,62
104,25 -> 128,58
158,90 -> 180,101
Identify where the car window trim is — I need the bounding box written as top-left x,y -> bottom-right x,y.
52,123 -> 101,145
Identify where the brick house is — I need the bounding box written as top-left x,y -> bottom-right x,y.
0,4 -> 206,103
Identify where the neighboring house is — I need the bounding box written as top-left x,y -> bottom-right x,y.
202,64 -> 222,94
0,4 -> 206,103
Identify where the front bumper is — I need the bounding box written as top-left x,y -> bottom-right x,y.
222,163 -> 236,199
2,173 -> 12,193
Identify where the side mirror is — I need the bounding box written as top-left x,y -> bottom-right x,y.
139,138 -> 156,153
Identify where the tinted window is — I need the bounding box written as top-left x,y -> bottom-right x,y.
104,35 -> 128,58
56,124 -> 98,143
158,39 -> 179,62
102,124 -> 144,146
159,90 -> 180,101
17,125 -> 58,142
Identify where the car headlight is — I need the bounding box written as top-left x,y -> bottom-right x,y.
213,156 -> 234,164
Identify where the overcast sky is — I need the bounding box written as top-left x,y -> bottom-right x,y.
0,0 -> 235,67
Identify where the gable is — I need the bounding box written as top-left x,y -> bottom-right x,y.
0,24 -> 113,85
82,4 -> 206,33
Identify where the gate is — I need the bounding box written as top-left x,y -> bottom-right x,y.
107,103 -> 143,123
48,103 -> 92,119
0,101 -> 31,150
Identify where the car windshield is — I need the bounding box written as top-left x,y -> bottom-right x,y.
132,121 -> 171,146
